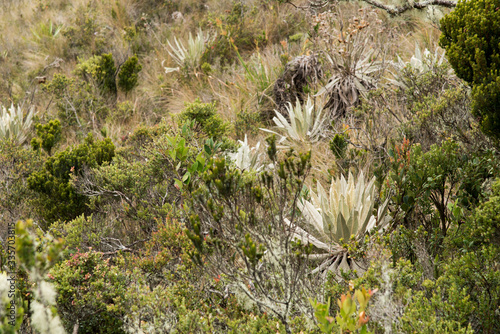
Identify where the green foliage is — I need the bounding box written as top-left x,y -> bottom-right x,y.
42,74 -> 109,129
117,55 -> 142,93
177,99 -> 230,140
439,0 -> 500,85
31,119 -> 62,155
27,133 -> 115,223
50,251 -> 128,334
330,133 -> 349,159
441,178 -> 500,332
76,53 -> 117,94
472,76 -> 500,138
203,1 -> 270,66
63,5 -> 106,57
399,281 -> 474,334
440,0 -> 500,138
186,145 -> 315,331
386,138 -> 496,258
235,109 -> 261,138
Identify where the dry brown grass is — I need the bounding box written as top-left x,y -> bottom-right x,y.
0,0 -> 446,161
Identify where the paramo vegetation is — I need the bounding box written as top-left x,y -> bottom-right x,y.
1,0 -> 500,333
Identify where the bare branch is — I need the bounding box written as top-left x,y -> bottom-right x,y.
361,0 -> 456,15
284,0 -> 457,15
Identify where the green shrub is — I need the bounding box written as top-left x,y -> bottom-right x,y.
0,140 -> 42,225
42,74 -> 109,129
31,119 -> 62,155
329,133 -> 349,159
63,5 -> 106,58
235,109 -> 261,138
117,55 -> 142,93
440,0 -> 500,138
177,99 -> 230,140
386,139 -> 496,259
442,178 -> 500,332
76,53 -> 117,95
185,137 -> 318,332
50,251 -> 128,334
27,133 -> 115,223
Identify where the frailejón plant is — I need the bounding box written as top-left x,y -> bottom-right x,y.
261,95 -> 326,144
290,171 -> 390,275
227,134 -> 263,171
0,103 -> 34,145
388,43 -> 452,90
163,29 -> 214,73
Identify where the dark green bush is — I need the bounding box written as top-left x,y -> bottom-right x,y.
329,133 -> 349,159
117,55 -> 142,93
27,133 -> 115,223
440,0 -> 500,138
76,53 -> 117,95
30,119 -> 62,155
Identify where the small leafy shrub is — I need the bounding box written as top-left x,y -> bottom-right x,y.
177,99 -> 230,140
399,280 -> 474,334
117,55 -> 142,93
50,251 -> 129,334
440,178 -> 500,333
330,133 -> 349,159
203,2 -> 268,66
76,53 -> 117,95
42,74 -> 109,129
31,119 -> 62,155
0,140 -> 42,228
386,139 -> 496,259
63,5 -> 106,57
235,109 -> 261,137
186,137 -> 316,331
440,0 -> 500,138
27,133 -> 115,223
107,101 -> 134,123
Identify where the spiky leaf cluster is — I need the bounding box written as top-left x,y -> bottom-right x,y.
262,95 -> 326,144
0,103 -> 34,145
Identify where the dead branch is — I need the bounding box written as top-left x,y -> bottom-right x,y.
284,0 -> 457,15
361,0 -> 456,15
